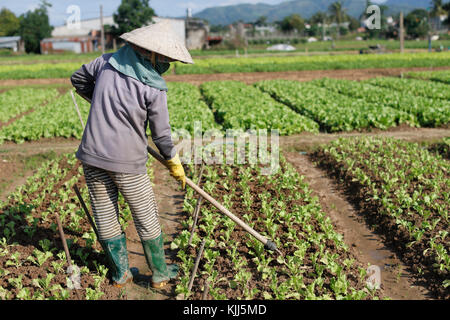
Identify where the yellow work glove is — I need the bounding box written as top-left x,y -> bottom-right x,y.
165,154 -> 186,189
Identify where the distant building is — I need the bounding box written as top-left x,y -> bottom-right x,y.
186,18 -> 209,50
41,15 -> 207,54
0,36 -> 24,53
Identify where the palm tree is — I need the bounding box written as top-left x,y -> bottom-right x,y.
328,1 -> 348,39
430,0 -> 446,17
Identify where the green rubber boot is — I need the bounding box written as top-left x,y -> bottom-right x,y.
142,233 -> 179,289
99,233 -> 133,288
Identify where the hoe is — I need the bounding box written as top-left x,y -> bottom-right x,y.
70,90 -> 282,256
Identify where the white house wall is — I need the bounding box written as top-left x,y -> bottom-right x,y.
52,16 -> 186,44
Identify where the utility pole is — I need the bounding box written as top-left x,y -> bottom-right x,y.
100,5 -> 105,54
427,7 -> 432,52
322,18 -> 326,41
399,11 -> 404,53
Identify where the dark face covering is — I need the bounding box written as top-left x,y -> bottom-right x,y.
154,60 -> 170,75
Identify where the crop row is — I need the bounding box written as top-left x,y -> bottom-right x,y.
0,88 -> 59,124
255,79 -> 415,132
173,158 -> 383,300
311,78 -> 450,127
0,90 -> 89,144
175,52 -> 450,75
406,70 -> 450,85
200,81 -> 319,135
364,77 -> 450,101
313,137 -> 449,299
166,82 -> 221,135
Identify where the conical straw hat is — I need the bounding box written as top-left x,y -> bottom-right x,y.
120,20 -> 194,64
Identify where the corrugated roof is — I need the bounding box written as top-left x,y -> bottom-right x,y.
0,36 -> 21,43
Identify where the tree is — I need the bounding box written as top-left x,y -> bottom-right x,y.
328,1 -> 348,38
0,8 -> 20,36
443,2 -> 450,26
112,0 -> 155,36
18,1 -> 53,53
310,12 -> 328,25
405,9 -> 430,39
279,14 -> 305,34
348,16 -> 360,31
254,16 -> 267,27
430,0 -> 446,17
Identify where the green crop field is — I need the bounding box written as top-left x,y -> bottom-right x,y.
313,137 -> 449,299
311,78 -> 450,127
175,52 -> 450,75
0,51 -> 449,80
255,79 -> 416,132
0,50 -> 449,301
406,70 -> 450,85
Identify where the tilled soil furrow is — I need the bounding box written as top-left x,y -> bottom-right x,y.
284,151 -> 432,300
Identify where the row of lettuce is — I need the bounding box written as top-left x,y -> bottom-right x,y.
0,73 -> 449,144
1,52 -> 449,80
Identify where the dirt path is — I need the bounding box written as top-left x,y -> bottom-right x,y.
124,160 -> 185,300
165,66 -> 450,85
1,66 -> 449,87
284,152 -> 432,300
1,128 -> 449,157
281,127 -> 450,152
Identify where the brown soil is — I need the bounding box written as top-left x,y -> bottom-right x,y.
1,66 -> 449,88
284,152 -> 432,300
0,156 -> 34,203
163,66 -> 450,86
1,128 -> 449,158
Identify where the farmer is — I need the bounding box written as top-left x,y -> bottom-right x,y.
70,21 -> 194,289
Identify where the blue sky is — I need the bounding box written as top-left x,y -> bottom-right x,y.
2,0 -> 388,26
1,0 -> 291,26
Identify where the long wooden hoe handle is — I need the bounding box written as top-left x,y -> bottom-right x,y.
147,146 -> 280,254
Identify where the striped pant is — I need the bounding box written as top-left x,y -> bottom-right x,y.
82,163 -> 161,241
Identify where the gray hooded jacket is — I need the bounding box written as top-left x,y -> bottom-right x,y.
71,53 -> 176,174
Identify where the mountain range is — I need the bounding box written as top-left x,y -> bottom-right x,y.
192,0 -> 434,25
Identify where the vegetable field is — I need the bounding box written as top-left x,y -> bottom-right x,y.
173,158 -> 381,300
313,137 -> 449,299
0,75 -> 449,145
311,78 -> 450,127
175,52 -> 450,75
1,52 -> 449,80
255,79 -> 415,132
0,154 -> 155,300
406,70 -> 450,85
200,81 -> 319,135
0,54 -> 449,301
0,88 -> 59,125
0,91 -> 89,144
